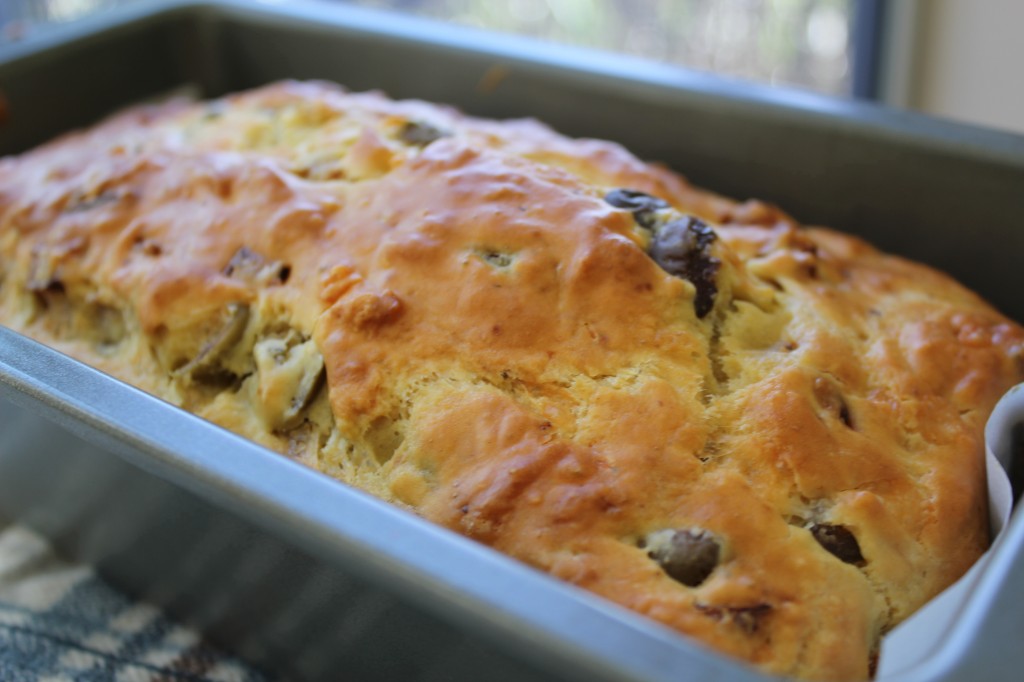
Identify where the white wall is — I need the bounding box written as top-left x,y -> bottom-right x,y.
902,0 -> 1024,135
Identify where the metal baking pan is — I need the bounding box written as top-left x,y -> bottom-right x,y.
1,1 -> 1023,680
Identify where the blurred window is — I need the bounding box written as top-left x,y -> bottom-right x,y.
4,0 -> 871,98
332,0 -> 860,97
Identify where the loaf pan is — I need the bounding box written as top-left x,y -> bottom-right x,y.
1,2 -> 1023,680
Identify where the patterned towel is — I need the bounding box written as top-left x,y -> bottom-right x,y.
0,522 -> 269,682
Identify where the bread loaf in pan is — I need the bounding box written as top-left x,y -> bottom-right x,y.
1,81 -> 1021,680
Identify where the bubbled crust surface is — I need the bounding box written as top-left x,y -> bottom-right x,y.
1,81 -> 1022,681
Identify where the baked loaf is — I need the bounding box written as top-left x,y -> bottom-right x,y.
1,81 -> 1021,680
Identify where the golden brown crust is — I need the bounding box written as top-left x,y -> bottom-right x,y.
1,81 -> 1021,680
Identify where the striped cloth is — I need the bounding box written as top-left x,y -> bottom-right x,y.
0,522 -> 269,682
